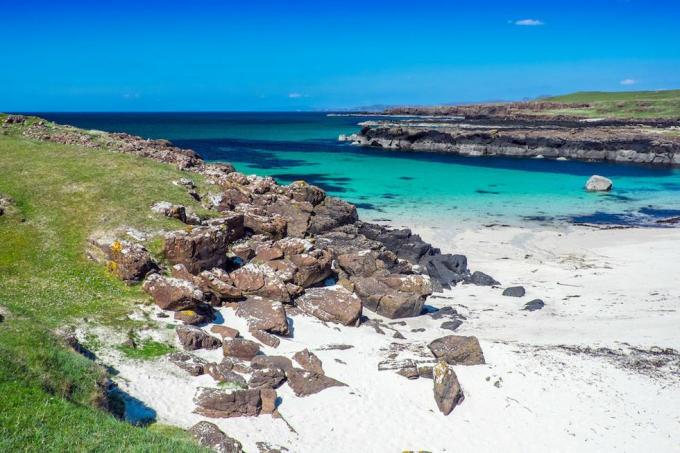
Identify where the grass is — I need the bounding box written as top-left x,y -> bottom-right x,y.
540,89 -> 680,119
0,120 -> 214,451
118,339 -> 175,360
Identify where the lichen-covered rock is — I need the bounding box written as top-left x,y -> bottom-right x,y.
296,286 -> 362,326
428,335 -> 485,365
433,360 -> 464,415
352,274 -> 431,319
177,325 -> 222,351
142,273 -> 204,311
223,338 -> 261,360
188,421 -> 243,453
230,264 -> 290,303
211,325 -> 240,339
164,221 -> 242,273
284,367 -> 347,397
307,197 -> 358,234
91,238 -> 157,283
174,305 -> 214,325
288,249 -> 333,288
292,348 -> 324,375
205,363 -> 247,387
193,387 -> 262,418
248,367 -> 286,389
250,355 -> 293,371
235,297 -> 289,336
251,330 -> 281,348
168,352 -> 208,376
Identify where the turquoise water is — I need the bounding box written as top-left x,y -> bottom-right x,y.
38,112 -> 680,226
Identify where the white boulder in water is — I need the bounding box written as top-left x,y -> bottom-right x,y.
585,175 -> 613,192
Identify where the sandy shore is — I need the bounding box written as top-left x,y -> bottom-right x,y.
107,223 -> 680,452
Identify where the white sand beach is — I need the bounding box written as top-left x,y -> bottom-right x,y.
107,223 -> 680,453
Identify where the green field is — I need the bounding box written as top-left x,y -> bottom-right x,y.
0,118 -> 212,452
540,89 -> 680,119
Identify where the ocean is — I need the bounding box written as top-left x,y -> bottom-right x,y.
35,112 -> 680,228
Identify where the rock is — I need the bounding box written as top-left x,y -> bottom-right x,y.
251,330 -> 281,348
284,367 -> 347,397
428,335 -> 485,365
188,421 -> 243,453
194,387 -> 262,418
242,210 -> 287,239
433,360 -> 464,415
248,367 -> 286,389
230,264 -> 290,303
296,286 -> 362,326
292,349 -> 324,375
502,286 -> 526,297
307,197 -> 358,234
288,249 -> 333,288
429,306 -> 461,320
468,271 -> 499,286
393,331 -> 406,339
151,201 -> 188,223
168,352 -> 207,376
143,274 -> 204,311
235,297 -> 289,336
396,362 -> 420,380
250,355 -> 293,371
205,363 -> 247,387
211,325 -> 240,339
441,320 -> 463,331
585,175 -> 613,192
91,238 -> 157,283
287,180 -> 326,206
352,275 -> 431,319
420,254 -> 469,289
336,252 -> 379,278
176,326 -> 222,351
199,268 -> 243,302
164,221 -> 243,273
223,338 -> 261,360
418,365 -> 434,379
523,299 -> 545,311
174,305 -> 214,325
260,388 -> 278,415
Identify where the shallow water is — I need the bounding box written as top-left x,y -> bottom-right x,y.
37,112 -> 680,227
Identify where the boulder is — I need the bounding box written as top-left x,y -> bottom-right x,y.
585,175 -> 613,192
92,238 -> 157,283
523,299 -> 545,311
307,197 -> 358,234
230,264 -> 290,303
235,297 -> 289,336
502,286 -> 526,297
174,307 -> 214,326
264,199 -> 313,238
188,421 -> 243,453
151,201 -> 188,223
193,387 -> 262,418
296,286 -> 362,326
428,335 -> 485,365
287,180 -> 326,206
433,360 -> 464,415
292,349 -> 324,375
176,326 -> 222,351
337,251 -> 379,278
164,222 -> 242,273
242,209 -> 287,239
168,352 -> 208,376
468,271 -> 499,286
420,254 -> 469,289
250,355 -> 293,371
223,338 -> 261,360
211,325 -> 240,339
284,367 -> 347,397
142,274 -> 204,311
251,330 -> 281,348
260,388 -> 278,415
248,367 -> 286,389
441,320 -> 463,331
205,363 -> 247,387
352,275 -> 431,319
198,268 -> 243,302
288,249 -> 333,288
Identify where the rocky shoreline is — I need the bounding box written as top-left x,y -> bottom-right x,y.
341,116 -> 680,166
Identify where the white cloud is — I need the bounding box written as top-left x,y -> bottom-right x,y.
514,19 -> 544,26
288,92 -> 303,99
620,78 -> 637,86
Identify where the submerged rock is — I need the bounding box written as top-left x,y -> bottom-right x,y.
188,421 -> 243,453
428,335 -> 485,365
433,360 -> 464,415
585,175 -> 613,192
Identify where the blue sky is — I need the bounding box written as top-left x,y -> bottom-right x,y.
1,0 -> 679,111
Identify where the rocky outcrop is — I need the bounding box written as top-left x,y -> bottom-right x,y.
194,387 -> 262,418
284,367 -> 346,397
188,421 -> 243,453
143,274 -> 204,311
235,297 -> 289,336
177,326 -> 222,351
90,237 -> 157,283
223,338 -> 261,360
428,335 -> 485,365
352,121 -> 680,166
293,349 -> 324,375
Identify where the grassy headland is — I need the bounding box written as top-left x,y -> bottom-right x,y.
0,116 -> 211,451
540,89 -> 680,119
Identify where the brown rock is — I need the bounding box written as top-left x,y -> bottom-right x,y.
211,325 -> 240,339
168,352 -> 207,376
142,274 -> 204,311
251,330 -> 281,348
287,180 -> 326,206
250,355 -> 293,371
352,275 -> 431,319
249,367 -> 286,389
433,360 -> 464,415
205,363 -> 247,387
164,224 -> 239,274
254,244 -> 284,262
174,306 -> 214,325
337,252 -> 379,278
289,250 -> 333,288
176,325 -> 222,351
199,268 -> 243,301
235,297 -> 289,336
260,388 -> 278,415
292,349 -> 324,375
243,210 -> 287,240
284,367 -> 347,397
223,338 -> 261,360
230,264 -> 290,303
188,421 -> 243,453
296,286 -> 362,326
308,197 -> 358,234
194,387 -> 262,418
428,335 -> 485,365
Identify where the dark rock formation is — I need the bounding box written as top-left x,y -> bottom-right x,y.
433,360 -> 464,415
295,286 -> 363,326
502,286 -> 526,297
194,387 -> 262,418
143,274 -> 204,311
176,326 -> 222,351
169,352 -> 208,376
523,299 -> 545,311
284,367 -> 347,397
468,271 -> 500,286
223,338 -> 261,360
292,349 -> 324,375
188,421 -> 243,453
